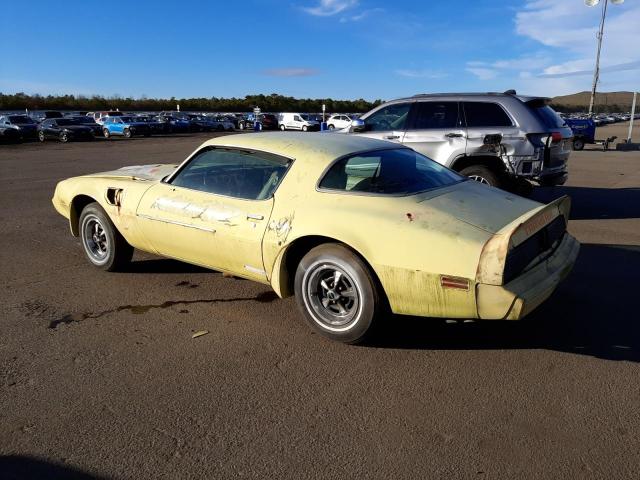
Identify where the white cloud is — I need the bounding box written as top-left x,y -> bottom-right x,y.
262,68 -> 319,77
466,67 -> 498,81
302,0 -> 358,17
515,0 -> 640,81
395,69 -> 448,79
465,0 -> 640,95
339,7 -> 384,22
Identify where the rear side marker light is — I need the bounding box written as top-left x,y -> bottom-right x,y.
551,132 -> 562,143
441,276 -> 470,290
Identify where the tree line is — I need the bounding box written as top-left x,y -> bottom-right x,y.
0,92 -> 383,113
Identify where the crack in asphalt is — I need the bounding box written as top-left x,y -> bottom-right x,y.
48,291 -> 279,329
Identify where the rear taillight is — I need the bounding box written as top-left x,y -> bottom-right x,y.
551,131 -> 562,143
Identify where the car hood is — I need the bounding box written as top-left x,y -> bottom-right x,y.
416,180 -> 542,234
85,164 -> 178,181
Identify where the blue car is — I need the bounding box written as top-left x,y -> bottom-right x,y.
102,116 -> 151,138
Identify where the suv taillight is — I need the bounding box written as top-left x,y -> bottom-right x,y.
551,132 -> 562,143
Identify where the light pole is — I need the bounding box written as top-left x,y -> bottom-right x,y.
584,0 -> 624,116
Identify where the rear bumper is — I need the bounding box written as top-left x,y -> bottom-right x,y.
476,232 -> 580,320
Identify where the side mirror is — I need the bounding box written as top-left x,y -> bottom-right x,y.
351,118 -> 365,132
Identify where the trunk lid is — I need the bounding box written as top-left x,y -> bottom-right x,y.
418,180 -> 542,234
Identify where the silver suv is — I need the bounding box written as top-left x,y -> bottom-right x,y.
344,91 -> 573,191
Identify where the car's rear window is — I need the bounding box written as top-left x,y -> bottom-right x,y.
531,105 -> 566,129
9,115 -> 34,124
319,148 -> 463,195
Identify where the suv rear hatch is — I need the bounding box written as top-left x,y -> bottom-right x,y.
523,97 -> 573,171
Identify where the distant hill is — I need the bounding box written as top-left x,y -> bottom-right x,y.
550,91 -> 635,112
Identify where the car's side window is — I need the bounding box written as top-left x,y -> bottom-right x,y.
411,101 -> 460,129
463,102 -> 513,127
363,103 -> 411,132
170,148 -> 291,200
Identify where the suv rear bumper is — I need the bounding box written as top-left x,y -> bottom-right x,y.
536,170 -> 568,186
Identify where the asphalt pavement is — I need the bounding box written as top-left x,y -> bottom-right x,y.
1,127 -> 639,479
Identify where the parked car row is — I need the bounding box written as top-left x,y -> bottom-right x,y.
3,109 -> 360,143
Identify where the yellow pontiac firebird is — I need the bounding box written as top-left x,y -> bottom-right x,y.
52,132 -> 580,343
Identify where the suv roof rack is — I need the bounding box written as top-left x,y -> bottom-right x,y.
411,92 -> 512,98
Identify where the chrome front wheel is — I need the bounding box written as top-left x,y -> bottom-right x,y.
79,203 -> 133,271
81,214 -> 110,265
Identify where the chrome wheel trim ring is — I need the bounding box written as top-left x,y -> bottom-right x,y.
302,261 -> 362,332
81,214 -> 110,265
469,175 -> 491,185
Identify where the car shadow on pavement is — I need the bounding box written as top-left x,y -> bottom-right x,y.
368,243 -> 640,363
0,455 -> 111,480
123,258 -> 211,274
532,186 -> 640,220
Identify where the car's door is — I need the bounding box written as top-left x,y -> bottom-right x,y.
292,114 -> 304,130
461,101 -> 519,158
47,120 -> 60,138
354,102 -> 412,144
401,101 -> 466,165
136,146 -> 292,281
112,118 -> 125,135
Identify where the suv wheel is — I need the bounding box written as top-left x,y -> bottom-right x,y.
460,165 -> 501,188
572,138 -> 585,151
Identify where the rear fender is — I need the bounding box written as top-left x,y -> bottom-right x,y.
476,195 -> 571,285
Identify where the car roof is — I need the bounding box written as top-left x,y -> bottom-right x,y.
201,132 -> 400,164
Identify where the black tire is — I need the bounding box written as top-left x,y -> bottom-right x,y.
294,243 -> 382,343
79,202 -> 133,271
59,132 -> 69,143
302,125 -> 308,132
573,138 -> 585,151
123,128 -> 132,138
103,128 -> 110,139
38,131 -> 46,142
238,122 -> 245,130
460,165 -> 502,188
279,124 -> 286,131
328,124 -> 335,130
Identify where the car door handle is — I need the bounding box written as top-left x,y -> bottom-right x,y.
385,135 -> 400,140
445,132 -> 464,138
247,214 -> 264,221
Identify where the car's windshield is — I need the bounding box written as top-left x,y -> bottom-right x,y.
9,115 -> 34,124
56,119 -> 76,126
119,116 -> 135,122
319,148 -> 463,195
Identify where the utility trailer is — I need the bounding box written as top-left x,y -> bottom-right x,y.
565,118 -> 617,151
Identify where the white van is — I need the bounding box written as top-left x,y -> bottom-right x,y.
277,113 -> 320,132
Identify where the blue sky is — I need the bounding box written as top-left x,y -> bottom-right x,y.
1,0 -> 638,100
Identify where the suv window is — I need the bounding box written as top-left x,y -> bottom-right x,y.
463,102 -> 513,127
411,102 -> 459,129
171,148 -> 291,200
319,148 -> 462,195
531,105 -> 566,129
363,103 -> 411,132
